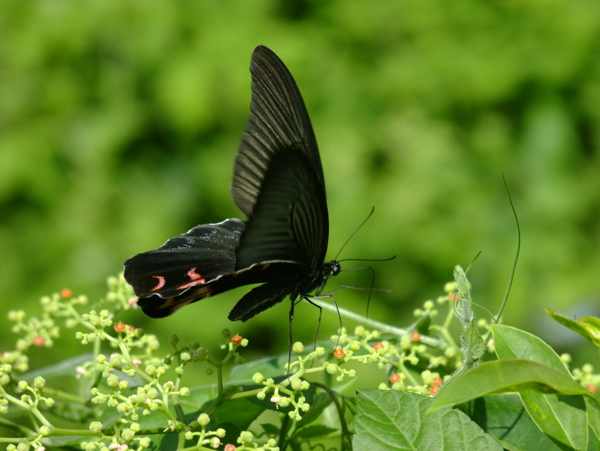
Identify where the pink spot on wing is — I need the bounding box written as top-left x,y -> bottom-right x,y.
150,275 -> 166,291
187,268 -> 204,280
177,267 -> 206,290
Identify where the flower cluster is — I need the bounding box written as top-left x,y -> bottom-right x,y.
2,273 -> 598,450
564,359 -> 600,395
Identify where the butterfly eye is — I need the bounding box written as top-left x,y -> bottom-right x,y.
330,261 -> 341,276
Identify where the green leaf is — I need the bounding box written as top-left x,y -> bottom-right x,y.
587,397 -> 600,441
492,324 -> 571,375
431,360 -> 592,410
493,324 -> 589,449
414,312 -> 432,335
589,428 -> 600,451
461,321 -> 486,367
295,392 -> 333,430
294,424 -> 338,439
21,353 -> 94,380
353,390 -> 501,450
545,309 -> 600,347
453,265 -> 474,328
261,422 -> 281,436
39,435 -> 89,449
230,354 -> 289,380
141,433 -> 179,450
211,397 -> 265,431
179,384 -> 219,415
462,394 -> 565,451
520,391 -> 587,450
186,389 -> 266,446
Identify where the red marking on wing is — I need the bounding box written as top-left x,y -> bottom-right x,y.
177,267 -> 207,290
150,275 -> 166,292
187,268 -> 204,280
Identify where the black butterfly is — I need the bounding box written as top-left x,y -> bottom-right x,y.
124,46 -> 340,322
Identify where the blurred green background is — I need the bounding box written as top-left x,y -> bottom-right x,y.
1,0 -> 599,367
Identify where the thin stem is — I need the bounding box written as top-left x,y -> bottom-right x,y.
311,298 -> 405,334
216,362 -> 224,397
39,387 -> 86,405
310,298 -> 445,348
171,352 -> 188,424
494,174 -> 521,325
87,333 -> 103,394
1,390 -> 52,429
441,299 -> 456,330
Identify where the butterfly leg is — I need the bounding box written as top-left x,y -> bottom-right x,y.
311,292 -> 344,351
286,296 -> 324,372
286,299 -> 297,376
303,296 -> 324,353
319,283 -> 390,319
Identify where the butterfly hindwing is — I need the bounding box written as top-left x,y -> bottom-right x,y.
124,219 -> 244,299
229,281 -> 294,322
134,260 -> 311,319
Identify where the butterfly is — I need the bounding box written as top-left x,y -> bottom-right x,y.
124,45 -> 340,322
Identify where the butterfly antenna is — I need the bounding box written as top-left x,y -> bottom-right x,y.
335,207 -> 396,264
334,207 -> 375,261
331,207 -> 396,318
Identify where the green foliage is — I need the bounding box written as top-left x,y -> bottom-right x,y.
453,265 -> 486,373
1,274 -> 598,450
2,0 -> 600,367
545,309 -> 600,347
1,2 -> 600,448
354,391 -> 503,450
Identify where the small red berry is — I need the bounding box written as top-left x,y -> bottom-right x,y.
389,373 -> 401,383
114,322 -> 127,333
60,288 -> 72,299
333,348 -> 345,359
433,377 -> 443,387
224,444 -> 236,451
372,342 -> 384,351
33,335 -> 45,347
449,292 -> 459,302
231,334 -> 243,345
430,386 -> 440,395
587,384 -> 598,394
410,332 -> 421,342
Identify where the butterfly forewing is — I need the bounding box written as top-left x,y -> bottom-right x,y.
235,149 -> 327,269
232,46 -> 325,217
233,46 -> 329,271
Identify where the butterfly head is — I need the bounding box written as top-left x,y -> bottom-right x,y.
325,260 -> 341,277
